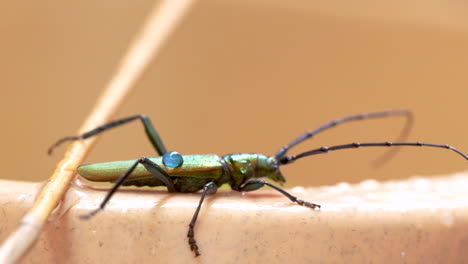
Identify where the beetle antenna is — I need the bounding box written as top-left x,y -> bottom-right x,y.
371,112 -> 413,167
279,141 -> 468,165
275,110 -> 413,166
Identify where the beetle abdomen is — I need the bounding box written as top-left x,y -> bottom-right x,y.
77,154 -> 226,190
119,176 -> 213,192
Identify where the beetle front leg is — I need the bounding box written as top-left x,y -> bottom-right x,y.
239,179 -> 321,210
187,182 -> 218,257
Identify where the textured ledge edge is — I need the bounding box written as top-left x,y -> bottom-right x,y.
0,171 -> 467,263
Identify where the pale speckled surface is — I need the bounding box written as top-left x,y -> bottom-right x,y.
0,172 -> 467,263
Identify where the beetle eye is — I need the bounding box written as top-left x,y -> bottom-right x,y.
267,157 -> 279,170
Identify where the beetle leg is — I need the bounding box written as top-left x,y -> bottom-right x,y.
80,157 -> 175,220
138,157 -> 176,192
48,115 -> 167,156
187,182 -> 217,257
239,179 -> 320,210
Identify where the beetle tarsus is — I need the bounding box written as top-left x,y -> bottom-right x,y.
187,228 -> 201,257
47,136 -> 81,155
295,199 -> 321,210
79,208 -> 102,220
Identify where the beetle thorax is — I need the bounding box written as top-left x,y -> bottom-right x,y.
223,153 -> 285,190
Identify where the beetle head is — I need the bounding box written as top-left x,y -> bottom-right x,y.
256,155 -> 286,184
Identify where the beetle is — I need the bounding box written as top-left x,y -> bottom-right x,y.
48,109 -> 467,256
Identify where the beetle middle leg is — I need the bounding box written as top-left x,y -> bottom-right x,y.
80,157 -> 176,219
239,179 -> 321,209
187,182 -> 218,257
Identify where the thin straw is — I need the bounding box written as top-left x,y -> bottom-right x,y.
0,0 -> 195,263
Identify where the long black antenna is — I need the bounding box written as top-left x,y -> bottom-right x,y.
279,141 -> 468,165
275,109 -> 413,163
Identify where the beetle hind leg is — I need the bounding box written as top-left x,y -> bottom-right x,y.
48,115 -> 167,156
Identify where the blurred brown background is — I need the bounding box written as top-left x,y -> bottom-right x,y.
1,0 -> 467,187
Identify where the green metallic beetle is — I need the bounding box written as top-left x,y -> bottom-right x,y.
48,109 -> 468,256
